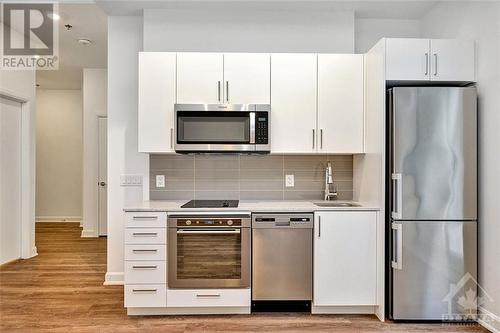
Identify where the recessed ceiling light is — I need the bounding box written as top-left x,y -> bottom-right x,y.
47,12 -> 60,20
77,38 -> 92,46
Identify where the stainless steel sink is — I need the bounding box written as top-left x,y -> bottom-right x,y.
313,202 -> 361,207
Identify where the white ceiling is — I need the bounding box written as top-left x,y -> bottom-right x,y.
36,4 -> 107,90
96,0 -> 438,19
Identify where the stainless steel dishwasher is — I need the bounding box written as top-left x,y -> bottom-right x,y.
252,213 -> 313,311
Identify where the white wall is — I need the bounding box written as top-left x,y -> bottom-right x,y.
421,2 -> 500,330
105,16 -> 148,285
143,9 -> 354,53
35,90 -> 83,219
355,18 -> 421,53
82,69 -> 107,237
0,69 -> 37,259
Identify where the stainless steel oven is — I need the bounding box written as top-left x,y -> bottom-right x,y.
174,104 -> 270,153
167,212 -> 251,289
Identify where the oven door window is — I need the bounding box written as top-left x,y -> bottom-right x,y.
177,112 -> 250,144
176,228 -> 242,280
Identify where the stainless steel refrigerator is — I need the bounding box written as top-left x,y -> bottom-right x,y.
388,87 -> 477,321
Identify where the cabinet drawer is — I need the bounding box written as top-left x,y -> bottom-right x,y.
125,228 -> 166,244
125,212 -> 167,228
125,260 -> 166,284
124,244 -> 166,261
125,284 -> 166,308
166,289 -> 250,308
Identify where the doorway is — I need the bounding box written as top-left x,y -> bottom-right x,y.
0,97 -> 22,264
98,117 -> 107,236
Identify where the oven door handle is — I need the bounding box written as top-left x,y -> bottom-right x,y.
176,229 -> 241,235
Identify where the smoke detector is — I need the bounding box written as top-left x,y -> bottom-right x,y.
77,38 -> 92,46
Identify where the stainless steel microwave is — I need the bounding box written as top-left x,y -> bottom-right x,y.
174,104 -> 271,153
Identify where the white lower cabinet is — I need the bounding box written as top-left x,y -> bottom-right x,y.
125,260 -> 166,284
313,211 -> 377,308
125,284 -> 167,308
166,289 -> 251,308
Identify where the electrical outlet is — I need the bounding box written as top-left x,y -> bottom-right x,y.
120,174 -> 143,186
156,175 -> 165,188
285,174 -> 294,187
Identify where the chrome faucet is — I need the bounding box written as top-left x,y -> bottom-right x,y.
324,162 -> 338,201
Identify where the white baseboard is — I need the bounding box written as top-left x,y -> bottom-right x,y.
81,229 -> 98,238
311,305 -> 376,314
127,306 -> 250,316
104,271 -> 124,285
36,216 -> 82,222
479,307 -> 500,332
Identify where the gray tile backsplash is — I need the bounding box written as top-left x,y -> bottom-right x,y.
150,154 -> 353,201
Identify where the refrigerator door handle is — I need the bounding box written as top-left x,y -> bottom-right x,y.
391,223 -> 403,270
391,173 -> 403,219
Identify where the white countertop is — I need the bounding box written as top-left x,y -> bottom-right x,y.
124,200 -> 380,212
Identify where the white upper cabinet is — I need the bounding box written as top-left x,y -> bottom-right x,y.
318,54 -> 364,154
385,38 -> 475,82
271,54 -> 317,153
177,53 -> 224,104
430,39 -> 475,82
385,38 -> 431,81
314,211 -> 377,306
223,53 -> 270,104
138,52 -> 176,153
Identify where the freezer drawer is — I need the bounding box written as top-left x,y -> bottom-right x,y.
391,220 -> 477,320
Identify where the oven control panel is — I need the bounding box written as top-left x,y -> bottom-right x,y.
176,219 -> 242,227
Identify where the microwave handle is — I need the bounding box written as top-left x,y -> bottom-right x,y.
249,112 -> 256,144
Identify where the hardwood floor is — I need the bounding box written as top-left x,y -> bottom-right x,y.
0,223 -> 488,332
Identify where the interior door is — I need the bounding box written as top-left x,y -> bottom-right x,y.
177,53 -> 223,104
0,97 -> 22,264
318,54 -> 364,153
98,117 -> 107,236
223,53 -> 270,104
430,39 -> 475,82
270,53 -> 317,153
385,38 -> 430,81
392,221 -> 477,320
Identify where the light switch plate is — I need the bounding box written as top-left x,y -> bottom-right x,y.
156,175 -> 165,188
120,174 -> 143,186
285,174 -> 294,187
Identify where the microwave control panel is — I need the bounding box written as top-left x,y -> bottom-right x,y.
256,112 -> 268,144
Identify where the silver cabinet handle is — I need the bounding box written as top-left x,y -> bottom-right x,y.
132,249 -> 158,253
196,293 -> 221,298
312,129 -> 315,149
424,53 -> 429,75
132,232 -> 158,236
318,215 -> 321,238
433,53 -> 438,76
133,216 -> 158,220
391,223 -> 403,270
320,129 -> 323,149
391,173 -> 403,219
225,81 -> 229,102
170,128 -> 173,149
217,81 -> 221,101
132,289 -> 157,293
177,229 -> 240,235
132,265 -> 158,269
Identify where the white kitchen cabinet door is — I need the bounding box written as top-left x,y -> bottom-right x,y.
138,52 -> 176,153
385,38 -> 431,81
314,211 -> 377,306
430,39 -> 475,82
223,53 -> 270,104
177,53 -> 223,104
318,54 -> 364,153
271,53 -> 317,153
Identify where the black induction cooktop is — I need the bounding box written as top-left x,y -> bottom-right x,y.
181,200 -> 239,208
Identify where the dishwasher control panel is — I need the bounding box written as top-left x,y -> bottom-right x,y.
252,213 -> 314,229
